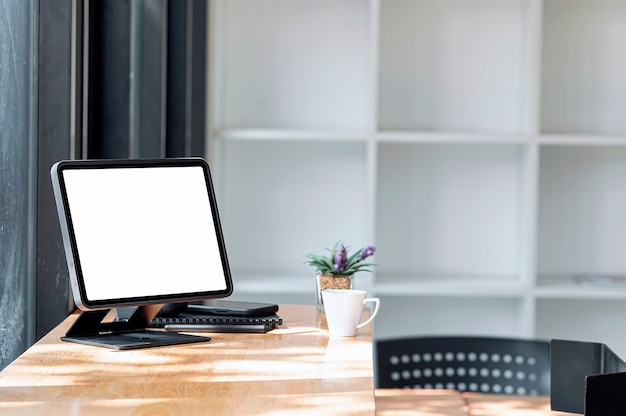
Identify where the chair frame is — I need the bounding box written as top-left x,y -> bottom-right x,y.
375,335 -> 550,396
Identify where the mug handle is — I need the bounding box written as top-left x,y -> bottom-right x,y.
356,298 -> 380,329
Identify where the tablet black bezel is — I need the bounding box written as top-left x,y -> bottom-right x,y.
51,157 -> 233,310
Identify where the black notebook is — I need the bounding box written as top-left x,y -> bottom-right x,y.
148,312 -> 283,329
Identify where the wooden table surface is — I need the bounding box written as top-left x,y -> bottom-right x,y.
375,389 -> 580,416
0,304 -> 375,416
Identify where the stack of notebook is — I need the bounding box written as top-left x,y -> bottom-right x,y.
149,312 -> 283,332
148,301 -> 283,333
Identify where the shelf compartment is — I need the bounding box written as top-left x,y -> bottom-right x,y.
376,143 -> 528,279
536,275 -> 626,300
374,295 -> 526,340
538,134 -> 626,146
541,0 -> 626,135
218,140 -> 369,275
536,299 -> 626,359
378,0 -> 528,133
216,128 -> 372,142
537,146 -> 626,278
376,131 -> 531,144
373,273 -> 525,297
216,0 -> 373,130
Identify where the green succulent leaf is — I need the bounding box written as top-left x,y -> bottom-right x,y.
304,241 -> 376,276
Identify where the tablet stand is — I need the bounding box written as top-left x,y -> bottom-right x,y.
62,304 -> 210,350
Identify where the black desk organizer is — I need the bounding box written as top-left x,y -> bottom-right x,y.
551,339 -> 626,415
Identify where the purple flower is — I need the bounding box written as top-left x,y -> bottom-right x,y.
359,245 -> 376,261
333,244 -> 347,273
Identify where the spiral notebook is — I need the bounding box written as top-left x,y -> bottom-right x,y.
148,312 -> 283,329
116,302 -> 283,333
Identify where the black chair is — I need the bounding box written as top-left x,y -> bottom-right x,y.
375,336 -> 550,396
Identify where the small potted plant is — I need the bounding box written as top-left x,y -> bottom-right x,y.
304,241 -> 376,311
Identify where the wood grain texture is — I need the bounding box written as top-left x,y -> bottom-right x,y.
374,390 -> 581,416
0,305 -> 375,415
462,393 -> 577,416
375,389 -> 470,416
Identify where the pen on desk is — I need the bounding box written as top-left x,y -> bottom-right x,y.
164,324 -> 274,333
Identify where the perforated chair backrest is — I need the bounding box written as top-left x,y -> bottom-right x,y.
375,336 -> 550,396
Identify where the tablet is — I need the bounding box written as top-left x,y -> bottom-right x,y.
50,157 -> 234,349
51,157 -> 233,310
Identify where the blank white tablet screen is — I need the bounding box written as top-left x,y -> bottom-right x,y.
62,165 -> 227,302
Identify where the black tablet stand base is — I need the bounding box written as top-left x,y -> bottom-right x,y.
61,304 -> 210,350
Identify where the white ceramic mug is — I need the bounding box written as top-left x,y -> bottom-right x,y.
321,289 -> 380,337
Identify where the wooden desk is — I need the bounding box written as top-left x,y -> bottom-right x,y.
375,389 -> 469,416
463,393 -> 577,416
0,305 -> 375,415
375,389 -> 579,416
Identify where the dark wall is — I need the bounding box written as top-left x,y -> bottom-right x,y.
0,0 -> 37,369
86,0 -> 207,159
0,0 -> 74,368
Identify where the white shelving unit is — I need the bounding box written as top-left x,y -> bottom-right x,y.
207,0 -> 626,356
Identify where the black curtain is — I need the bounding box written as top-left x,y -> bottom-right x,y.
80,0 -> 207,158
